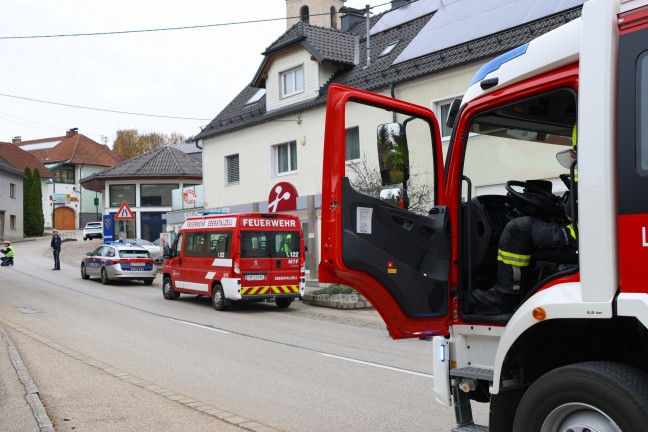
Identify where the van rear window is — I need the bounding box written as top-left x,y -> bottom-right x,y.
241,231 -> 300,258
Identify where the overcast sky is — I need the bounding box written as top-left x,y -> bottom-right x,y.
1,0 -> 389,145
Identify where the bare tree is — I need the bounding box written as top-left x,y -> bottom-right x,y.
347,155 -> 434,215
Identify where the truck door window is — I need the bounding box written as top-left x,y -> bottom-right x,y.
638,51 -> 648,175
345,101 -> 436,213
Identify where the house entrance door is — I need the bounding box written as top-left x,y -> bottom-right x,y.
54,207 -> 75,230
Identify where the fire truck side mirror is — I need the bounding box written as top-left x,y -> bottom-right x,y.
446,97 -> 462,129
163,245 -> 171,258
377,122 -> 410,187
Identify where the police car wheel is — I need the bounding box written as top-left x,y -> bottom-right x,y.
276,298 -> 293,309
81,264 -> 90,280
212,284 -> 229,311
162,277 -> 179,300
513,361 -> 648,432
143,279 -> 154,286
100,268 -> 110,285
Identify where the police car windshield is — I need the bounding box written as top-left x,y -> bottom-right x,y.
119,249 -> 150,258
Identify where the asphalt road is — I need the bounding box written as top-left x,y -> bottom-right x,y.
0,236 -> 489,431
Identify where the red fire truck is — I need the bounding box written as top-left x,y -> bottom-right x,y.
163,213 -> 305,310
320,0 -> 648,430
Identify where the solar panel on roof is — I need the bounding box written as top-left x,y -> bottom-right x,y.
369,0 -> 440,36
20,141 -> 60,151
393,0 -> 585,65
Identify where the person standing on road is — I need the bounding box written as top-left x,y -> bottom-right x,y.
51,230 -> 61,270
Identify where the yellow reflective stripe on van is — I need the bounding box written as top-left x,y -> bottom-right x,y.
241,286 -> 299,295
497,249 -> 532,267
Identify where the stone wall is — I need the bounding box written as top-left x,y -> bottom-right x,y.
302,292 -> 373,309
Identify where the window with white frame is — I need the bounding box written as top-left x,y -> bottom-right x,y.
281,66 -> 304,97
226,154 -> 240,185
273,141 -> 297,175
10,183 -> 16,199
433,97 -> 460,139
345,126 -> 360,161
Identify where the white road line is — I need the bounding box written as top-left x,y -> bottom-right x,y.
320,353 -> 433,378
167,318 -> 231,334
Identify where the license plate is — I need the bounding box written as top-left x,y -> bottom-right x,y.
245,275 -> 265,281
131,262 -> 145,267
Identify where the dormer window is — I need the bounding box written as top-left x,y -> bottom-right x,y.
300,6 -> 310,23
281,66 -> 304,98
379,41 -> 400,58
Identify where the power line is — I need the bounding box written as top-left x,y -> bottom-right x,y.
0,3 -> 390,40
0,16 -> 285,40
0,93 -> 211,121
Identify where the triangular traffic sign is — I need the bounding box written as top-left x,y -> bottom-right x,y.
115,201 -> 135,220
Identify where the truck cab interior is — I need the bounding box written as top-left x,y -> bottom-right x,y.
456,88 -> 579,322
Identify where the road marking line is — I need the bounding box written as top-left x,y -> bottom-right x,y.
167,318 -> 231,334
320,353 -> 433,378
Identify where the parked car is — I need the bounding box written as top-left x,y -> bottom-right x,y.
82,221 -> 103,240
81,243 -> 156,285
113,238 -> 162,263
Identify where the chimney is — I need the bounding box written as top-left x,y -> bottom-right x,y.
340,7 -> 365,32
12,136 -> 21,145
66,128 -> 79,138
391,0 -> 411,9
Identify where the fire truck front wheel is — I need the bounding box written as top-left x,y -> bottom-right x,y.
162,277 -> 179,300
513,361 -> 648,432
212,283 -> 229,311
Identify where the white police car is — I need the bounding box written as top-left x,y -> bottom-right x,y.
81,242 -> 156,285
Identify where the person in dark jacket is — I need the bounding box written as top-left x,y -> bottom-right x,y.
51,230 -> 61,270
1,241 -> 14,266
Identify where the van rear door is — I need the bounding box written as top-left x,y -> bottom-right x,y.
240,230 -> 301,298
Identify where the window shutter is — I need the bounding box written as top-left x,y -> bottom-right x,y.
227,154 -> 240,184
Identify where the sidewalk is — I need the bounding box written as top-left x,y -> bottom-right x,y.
0,324 -> 54,432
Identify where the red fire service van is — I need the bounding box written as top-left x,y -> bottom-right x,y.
162,212 -> 305,311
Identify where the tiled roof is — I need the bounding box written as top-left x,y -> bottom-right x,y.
18,133 -> 124,167
79,146 -> 202,192
0,142 -> 53,178
252,22 -> 357,88
196,4 -> 581,141
0,154 -> 26,178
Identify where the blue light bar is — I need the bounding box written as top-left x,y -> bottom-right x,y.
469,43 -> 529,86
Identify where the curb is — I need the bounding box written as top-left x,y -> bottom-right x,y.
0,325 -> 55,432
302,292 -> 373,309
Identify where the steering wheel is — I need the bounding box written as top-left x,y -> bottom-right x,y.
505,180 -> 565,218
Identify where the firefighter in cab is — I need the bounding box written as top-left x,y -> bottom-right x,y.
471,125 -> 578,314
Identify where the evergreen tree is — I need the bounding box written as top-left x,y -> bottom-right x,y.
31,169 -> 45,236
23,167 -> 34,236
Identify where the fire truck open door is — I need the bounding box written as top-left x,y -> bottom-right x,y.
319,84 -> 450,339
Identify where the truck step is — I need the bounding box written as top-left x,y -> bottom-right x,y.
451,424 -> 488,432
450,367 -> 494,381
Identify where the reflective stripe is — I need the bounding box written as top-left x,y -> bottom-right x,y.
240,286 -> 300,295
497,249 -> 531,267
567,224 -> 577,239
